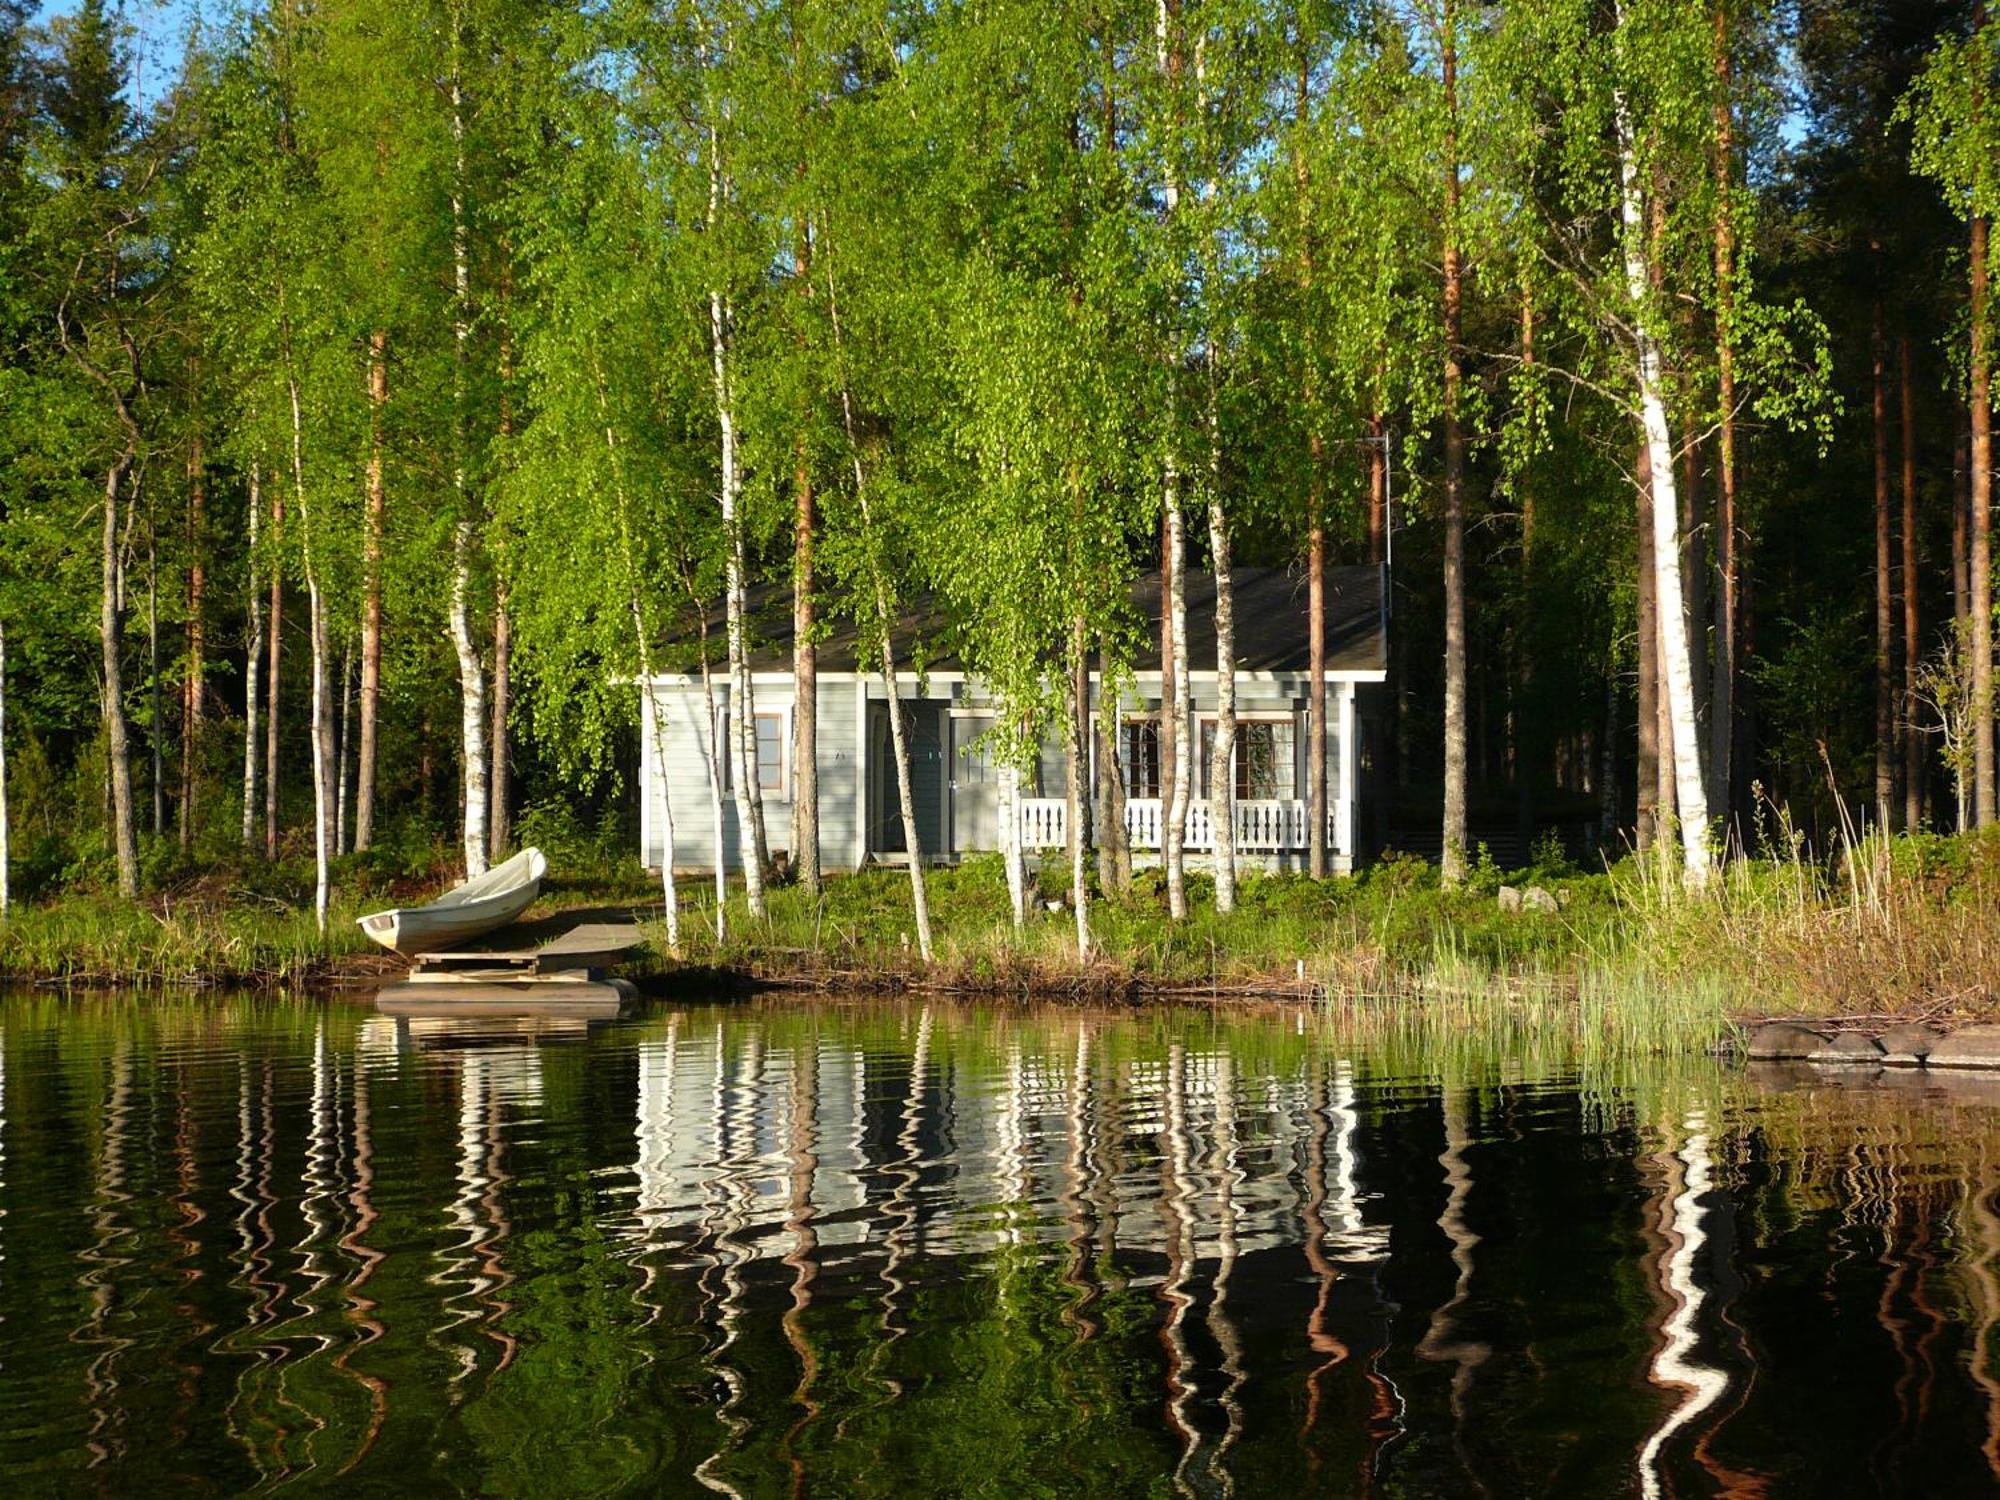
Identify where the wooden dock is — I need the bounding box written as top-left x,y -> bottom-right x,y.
377,907 -> 646,1015
408,908 -> 645,979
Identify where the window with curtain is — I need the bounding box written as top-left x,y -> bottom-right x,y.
1123,719 -> 1161,798
1198,719 -> 1296,800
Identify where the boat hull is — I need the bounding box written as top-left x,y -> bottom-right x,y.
357,848 -> 547,957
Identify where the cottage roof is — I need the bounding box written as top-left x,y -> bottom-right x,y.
658,564 -> 1387,678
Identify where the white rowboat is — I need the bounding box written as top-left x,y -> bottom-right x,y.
357,847 -> 547,957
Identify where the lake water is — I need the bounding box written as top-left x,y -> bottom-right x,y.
1,993 -> 1998,1497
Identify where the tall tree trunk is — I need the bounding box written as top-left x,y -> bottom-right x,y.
265,487 -> 283,862
1973,209 -> 1995,827
101,447 -> 139,896
1065,625 -> 1092,958
1903,331 -> 1924,831
1957,421 -> 1972,639
1517,290 -> 1539,857
1308,509 -> 1327,879
148,519 -> 163,839
1157,0 -> 1191,921
826,250 -> 930,960
241,467 -> 262,851
357,329 -> 386,852
489,590 -> 511,855
336,649 -> 354,856
708,129 -> 768,914
693,606 -> 729,942
1637,439 -> 1659,852
1095,655 -> 1129,894
793,436 -> 819,894
446,0 -> 487,879
1874,304 -> 1896,827
181,422 -> 205,852
1615,42 -> 1711,886
1165,482 -> 1191,919
593,368 -> 680,953
1000,753 -> 1027,929
447,521 -> 489,878
1440,1 -> 1469,886
1295,45 -> 1328,882
1206,376 -> 1236,913
1708,0 -> 1739,819
1,619 -> 9,915
288,371 -> 333,932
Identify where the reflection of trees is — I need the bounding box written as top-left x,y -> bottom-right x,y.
1966,1141 -> 2000,1484
1637,1112 -> 1728,1500
1415,1087 -> 1491,1498
75,1041 -> 134,1468
780,1035 -> 821,1496
44,998 -> 2000,1494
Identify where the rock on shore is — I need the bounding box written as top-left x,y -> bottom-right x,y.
1746,1019 -> 2000,1071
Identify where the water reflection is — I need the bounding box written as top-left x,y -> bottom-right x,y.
11,997 -> 2000,1494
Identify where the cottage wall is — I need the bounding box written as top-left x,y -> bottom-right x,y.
643,671 -> 1363,874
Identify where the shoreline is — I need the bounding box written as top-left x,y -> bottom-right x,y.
5,832 -> 2000,1033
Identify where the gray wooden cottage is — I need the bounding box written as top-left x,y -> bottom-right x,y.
640,565 -> 1387,876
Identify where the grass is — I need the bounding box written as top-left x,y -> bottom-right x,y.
8,827 -> 2000,1043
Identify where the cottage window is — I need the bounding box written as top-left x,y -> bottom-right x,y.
718,709 -> 788,797
755,712 -> 785,794
1197,717 -> 1296,801
1122,719 -> 1161,799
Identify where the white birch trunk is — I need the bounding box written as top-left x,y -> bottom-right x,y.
335,649 -> 352,856
1615,43 -> 1711,888
824,234 -> 931,960
637,677 -> 681,954
289,374 -> 332,933
447,0 -> 488,881
306,579 -> 333,933
1001,761 -> 1027,931
448,521 -> 489,879
1165,496 -> 1191,919
708,155 -> 768,914
694,627 -> 729,943
1065,670 -> 1092,959
1207,402 -> 1236,915
101,450 -> 139,898
241,468 -> 262,851
876,655 -> 934,963
595,368 -> 680,953
1157,0 -> 1191,923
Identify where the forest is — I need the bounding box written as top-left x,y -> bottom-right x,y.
0,0 -> 1992,952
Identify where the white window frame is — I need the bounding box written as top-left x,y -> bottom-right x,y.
716,704 -> 792,800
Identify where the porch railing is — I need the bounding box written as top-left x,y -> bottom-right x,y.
1017,797 -> 1329,853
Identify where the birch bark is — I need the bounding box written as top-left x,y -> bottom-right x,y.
593,361 -> 681,952
241,467 -> 261,851
101,445 -> 139,896
357,329 -> 385,851
1614,35 -> 1711,887
287,369 -> 333,931
707,122 -> 767,912
265,485 -> 282,861
1157,0 -> 1191,922
1439,0 -> 1469,886
447,0 -> 488,879
825,251 -> 931,960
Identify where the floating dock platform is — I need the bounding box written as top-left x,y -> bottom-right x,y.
373,907 -> 645,1016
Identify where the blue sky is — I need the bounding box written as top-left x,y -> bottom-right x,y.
32,0 -> 200,107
